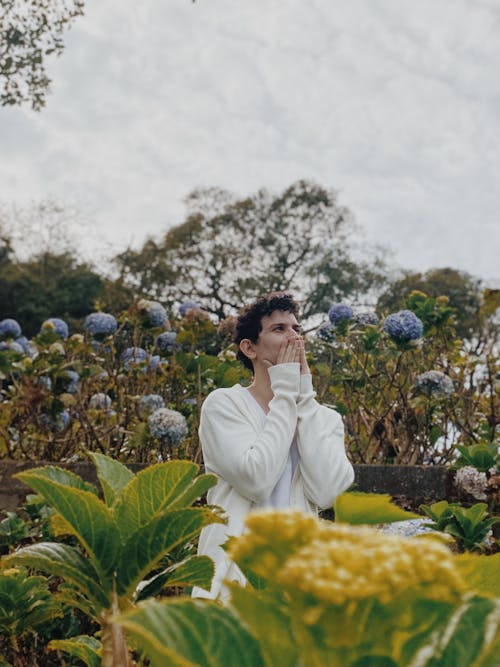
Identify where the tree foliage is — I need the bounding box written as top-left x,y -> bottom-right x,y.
377,267 -> 483,339
115,181 -> 389,321
0,250 -> 104,337
0,0 -> 84,111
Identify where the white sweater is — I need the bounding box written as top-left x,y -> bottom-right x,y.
192,362 -> 354,600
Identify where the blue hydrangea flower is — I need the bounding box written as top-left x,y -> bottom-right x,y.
41,318 -> 69,339
84,312 -> 118,339
383,310 -> 423,342
41,409 -> 71,432
156,331 -> 177,354
328,303 -> 354,325
121,347 -> 148,370
355,311 -> 379,326
55,370 -> 80,394
148,408 -> 188,445
137,299 -> 168,328
316,321 -> 336,342
0,341 -> 24,353
138,394 -> 165,417
148,355 -> 162,370
0,318 -> 22,340
414,371 -> 454,398
15,336 -> 34,356
37,376 -> 52,391
89,393 -> 113,410
179,300 -> 200,317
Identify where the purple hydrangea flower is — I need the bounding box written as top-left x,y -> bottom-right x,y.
179,300 -> 200,317
316,321 -> 336,342
148,408 -> 188,445
138,394 -> 165,417
89,393 -> 113,410
137,299 -> 168,328
156,331 -> 177,354
383,310 -> 423,342
84,312 -> 118,339
414,370 -> 454,398
328,303 -> 354,325
41,409 -> 71,431
355,311 -> 379,326
121,347 -> 148,370
0,319 -> 22,340
41,318 -> 69,339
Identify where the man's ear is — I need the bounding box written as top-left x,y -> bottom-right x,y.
239,339 -> 256,361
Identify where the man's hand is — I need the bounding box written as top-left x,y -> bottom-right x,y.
297,337 -> 310,375
263,335 -> 301,368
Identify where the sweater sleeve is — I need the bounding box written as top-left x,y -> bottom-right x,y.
296,373 -> 354,509
200,363 -> 300,504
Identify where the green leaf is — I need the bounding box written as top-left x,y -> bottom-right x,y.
167,473 -> 218,510
334,492 -> 420,525
113,461 -> 202,535
228,584 -> 297,667
48,635 -> 101,667
455,553 -> 500,597
15,465 -> 98,495
117,507 -> 223,597
136,556 -> 214,600
118,598 -> 265,667
425,596 -> 500,667
3,542 -> 109,612
88,452 -> 134,506
14,469 -> 119,583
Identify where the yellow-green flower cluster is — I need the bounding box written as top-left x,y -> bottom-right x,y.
229,510 -> 466,607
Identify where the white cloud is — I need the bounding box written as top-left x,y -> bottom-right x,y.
0,0 -> 498,283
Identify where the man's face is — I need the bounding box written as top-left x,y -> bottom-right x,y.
248,310 -> 302,367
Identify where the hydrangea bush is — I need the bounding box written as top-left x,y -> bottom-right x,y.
0,300 -> 249,463
310,290 -> 499,466
0,289 -> 497,475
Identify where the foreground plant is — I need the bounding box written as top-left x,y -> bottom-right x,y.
118,510 -> 500,667
0,566 -> 62,666
3,453 -> 222,667
420,500 -> 500,551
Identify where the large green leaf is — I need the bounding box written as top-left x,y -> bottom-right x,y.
3,542 -> 109,612
88,452 -> 134,506
48,635 -> 101,667
456,553 -> 500,598
117,507 -> 222,597
15,465 -> 98,495
118,598 -> 265,667
15,469 -> 120,583
424,596 -> 500,667
334,491 -> 420,525
113,461 -> 202,535
228,583 -> 297,667
136,556 -> 214,601
167,473 -> 218,510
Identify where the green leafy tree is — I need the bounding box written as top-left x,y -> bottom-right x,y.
115,181 -> 389,321
0,0 -> 84,110
3,454 -> 222,667
377,268 -> 483,339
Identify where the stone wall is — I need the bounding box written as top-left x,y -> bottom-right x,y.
0,461 -> 453,512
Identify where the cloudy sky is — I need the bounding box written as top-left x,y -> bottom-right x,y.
1,0 -> 499,283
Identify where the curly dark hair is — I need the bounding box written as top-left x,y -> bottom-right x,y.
235,292 -> 300,372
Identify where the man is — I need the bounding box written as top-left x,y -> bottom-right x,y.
192,292 -> 354,600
